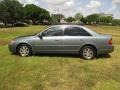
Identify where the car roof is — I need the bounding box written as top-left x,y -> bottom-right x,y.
50,24 -> 84,28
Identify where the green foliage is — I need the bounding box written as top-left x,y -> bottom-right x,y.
39,8 -> 51,22
99,16 -> 113,25
86,14 -> 100,24
112,19 -> 120,26
66,17 -> 75,22
50,14 -> 65,24
0,0 -> 9,26
50,15 -> 59,25
0,0 -> 25,26
25,4 -> 50,25
74,13 -> 83,22
83,14 -> 114,25
0,0 -> 50,26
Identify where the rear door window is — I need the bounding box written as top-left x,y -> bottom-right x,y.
64,27 -> 91,36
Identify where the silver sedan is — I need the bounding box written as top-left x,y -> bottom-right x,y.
9,25 -> 114,60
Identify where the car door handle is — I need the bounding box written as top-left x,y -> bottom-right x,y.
55,40 -> 59,41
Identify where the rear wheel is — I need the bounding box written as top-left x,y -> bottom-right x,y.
80,46 -> 96,60
17,44 -> 32,57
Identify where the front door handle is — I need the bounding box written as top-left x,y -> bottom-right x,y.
55,40 -> 59,41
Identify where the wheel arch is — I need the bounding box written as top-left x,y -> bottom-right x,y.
16,42 -> 33,54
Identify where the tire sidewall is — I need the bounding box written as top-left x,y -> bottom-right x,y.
80,46 -> 96,60
17,44 -> 32,57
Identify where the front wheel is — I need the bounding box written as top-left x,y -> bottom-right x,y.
80,46 -> 96,60
17,44 -> 32,57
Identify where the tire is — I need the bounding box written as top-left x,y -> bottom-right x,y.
17,44 -> 32,57
80,46 -> 96,60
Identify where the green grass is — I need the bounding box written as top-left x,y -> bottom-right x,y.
0,25 -> 120,90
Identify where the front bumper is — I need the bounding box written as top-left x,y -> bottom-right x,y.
8,44 -> 17,53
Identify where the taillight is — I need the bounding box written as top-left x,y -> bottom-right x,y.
108,38 -> 112,45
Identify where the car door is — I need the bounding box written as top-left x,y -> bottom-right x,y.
61,26 -> 92,53
34,26 -> 63,53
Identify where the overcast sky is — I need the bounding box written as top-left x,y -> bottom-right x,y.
19,0 -> 120,19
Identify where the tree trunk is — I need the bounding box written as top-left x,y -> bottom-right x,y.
11,18 -> 14,27
3,20 -> 7,26
32,19 -> 36,25
12,20 -> 14,27
4,21 -> 7,26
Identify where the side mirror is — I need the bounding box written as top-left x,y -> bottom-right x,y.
38,34 -> 43,39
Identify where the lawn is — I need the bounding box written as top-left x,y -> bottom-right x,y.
0,25 -> 120,90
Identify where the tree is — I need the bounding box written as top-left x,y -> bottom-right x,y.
0,0 -> 25,26
52,14 -> 65,23
81,17 -> 87,24
0,0 -> 9,26
86,14 -> 100,24
105,16 -> 113,24
85,13 -> 114,25
25,4 -> 41,25
38,8 -> 51,23
25,4 -> 50,25
74,13 -> 83,22
66,17 -> 75,22
100,16 -> 113,25
50,15 -> 59,25
112,19 -> 120,26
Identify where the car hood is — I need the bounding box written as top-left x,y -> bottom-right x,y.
14,35 -> 35,41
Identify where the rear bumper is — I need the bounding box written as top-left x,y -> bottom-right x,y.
98,45 -> 114,55
104,46 -> 114,53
